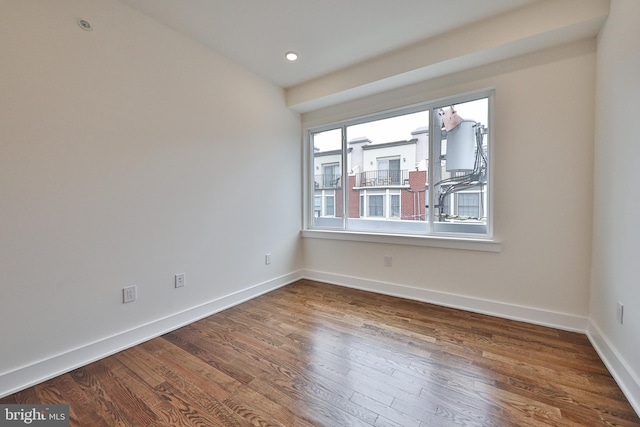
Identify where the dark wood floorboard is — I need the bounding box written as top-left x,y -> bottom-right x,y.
2,279 -> 638,426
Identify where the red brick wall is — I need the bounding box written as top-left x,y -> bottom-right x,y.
348,175 -> 360,218
335,187 -> 343,218
401,170 -> 427,221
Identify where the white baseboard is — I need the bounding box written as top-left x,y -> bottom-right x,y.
587,320 -> 640,417
0,271 -> 303,399
6,270 -> 637,420
302,269 -> 588,332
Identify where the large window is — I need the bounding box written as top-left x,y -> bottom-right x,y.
307,90 -> 492,239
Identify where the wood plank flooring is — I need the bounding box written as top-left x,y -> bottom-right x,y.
2,279 -> 639,426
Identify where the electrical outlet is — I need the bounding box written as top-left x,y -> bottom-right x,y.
265,254 -> 271,265
384,255 -> 392,267
175,273 -> 185,288
616,302 -> 624,324
123,286 -> 136,304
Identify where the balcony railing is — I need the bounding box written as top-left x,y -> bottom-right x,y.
356,169 -> 408,187
314,174 -> 341,189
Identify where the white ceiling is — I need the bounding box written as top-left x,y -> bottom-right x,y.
116,0 -> 540,88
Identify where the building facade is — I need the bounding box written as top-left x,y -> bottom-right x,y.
313,126 -> 487,227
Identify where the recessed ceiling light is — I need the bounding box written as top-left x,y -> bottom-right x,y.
285,51 -> 298,61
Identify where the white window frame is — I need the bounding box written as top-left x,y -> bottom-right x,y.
302,89 -> 500,253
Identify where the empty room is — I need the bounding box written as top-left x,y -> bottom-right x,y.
1,0 -> 639,425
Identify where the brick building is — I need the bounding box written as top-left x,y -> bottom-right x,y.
313,125 -> 486,226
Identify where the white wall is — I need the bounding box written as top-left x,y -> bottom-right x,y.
362,144 -> 416,174
590,0 -> 640,410
0,0 -> 301,387
303,39 -> 596,325
4,0 -> 638,411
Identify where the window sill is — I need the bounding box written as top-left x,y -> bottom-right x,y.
301,229 -> 501,252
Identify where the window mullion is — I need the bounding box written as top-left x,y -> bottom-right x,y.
428,109 -> 436,233
341,125 -> 348,231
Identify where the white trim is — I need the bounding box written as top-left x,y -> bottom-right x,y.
301,229 -> 501,252
302,269 -> 587,332
0,271 -> 303,399
5,269 -> 637,420
586,320 -> 640,417
304,89 -> 495,241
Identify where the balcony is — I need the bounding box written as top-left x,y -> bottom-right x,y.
314,174 -> 341,189
356,169 -> 408,187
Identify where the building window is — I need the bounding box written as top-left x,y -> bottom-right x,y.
325,195 -> 335,216
368,195 -> 384,217
359,190 -> 401,219
456,192 -> 481,218
307,90 -> 492,238
377,157 -> 401,185
314,196 -> 321,218
322,163 -> 340,188
391,194 -> 400,218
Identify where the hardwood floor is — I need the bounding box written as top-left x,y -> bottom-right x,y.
2,279 -> 639,426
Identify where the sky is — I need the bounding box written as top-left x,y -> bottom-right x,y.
312,98 -> 488,152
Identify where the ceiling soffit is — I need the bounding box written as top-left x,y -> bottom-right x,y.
286,0 -> 610,113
